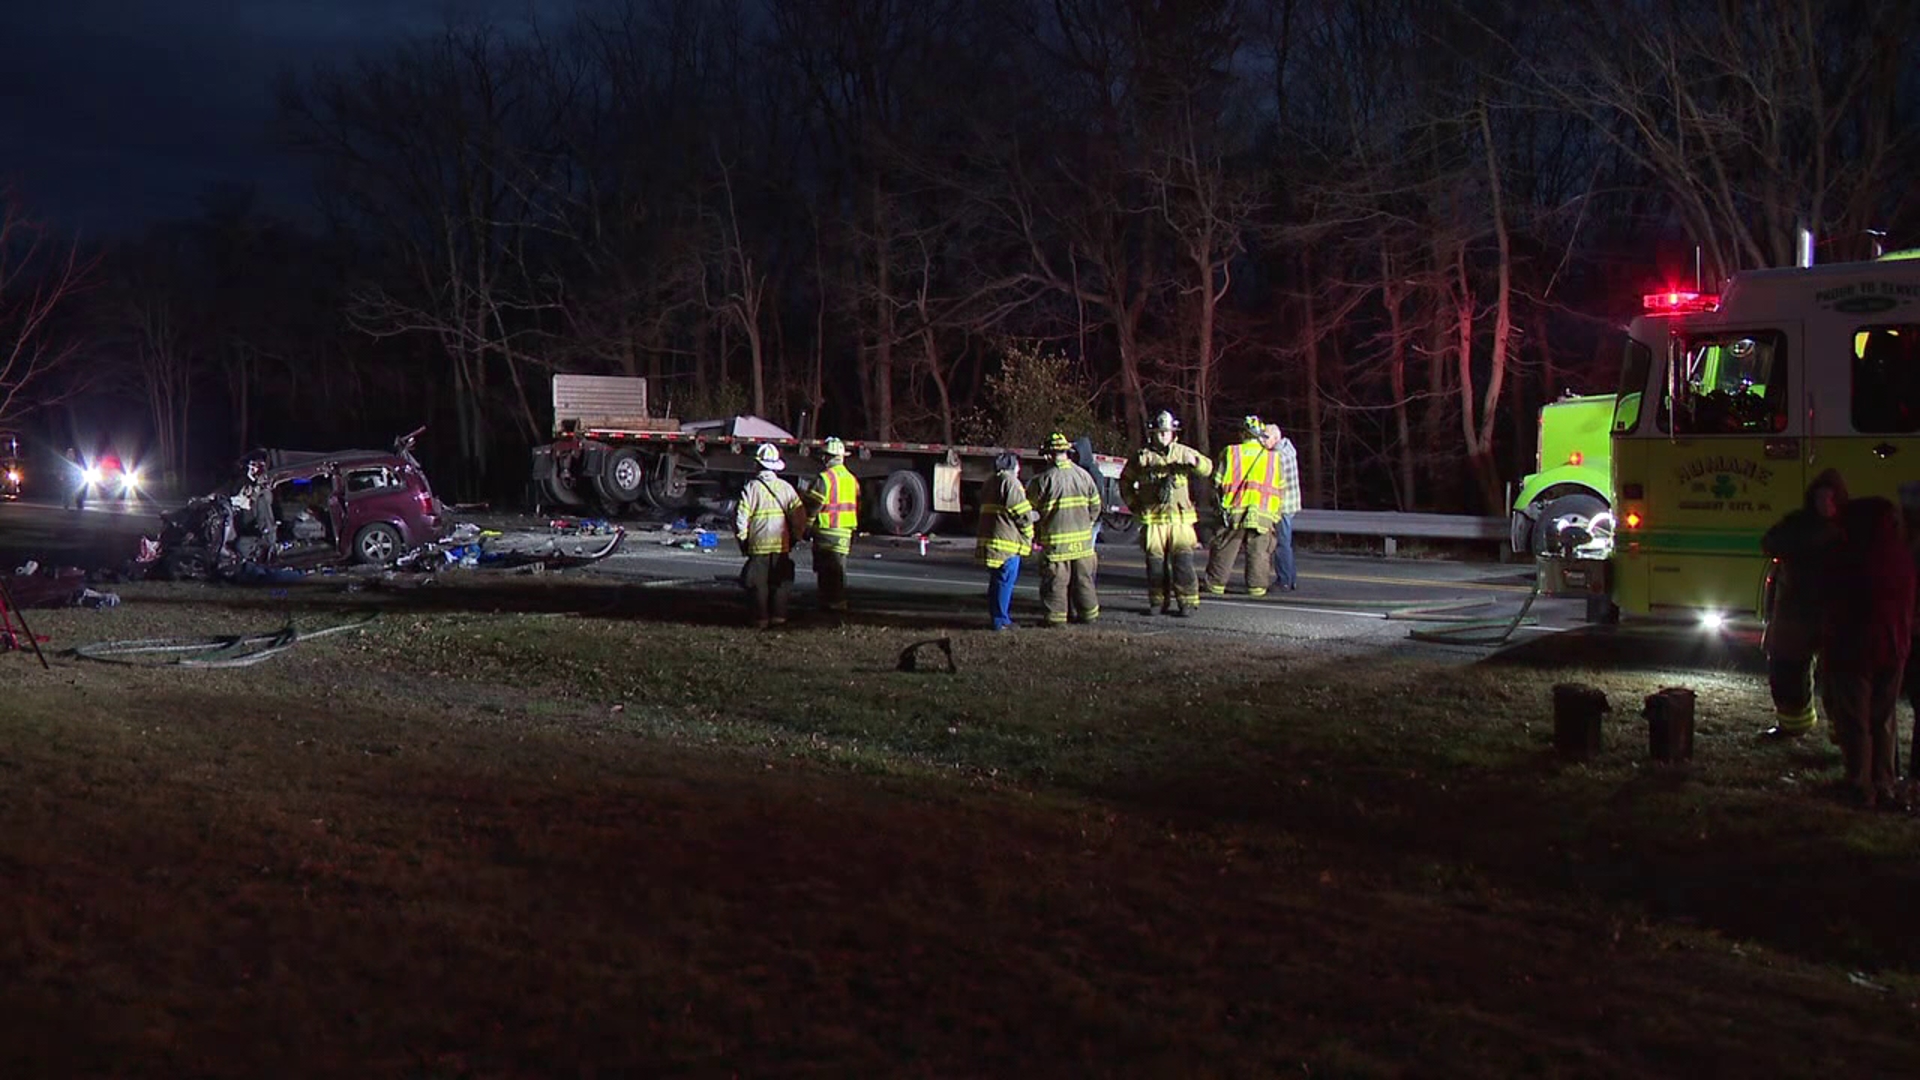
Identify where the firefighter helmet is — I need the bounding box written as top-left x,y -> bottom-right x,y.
1045,431 -> 1072,453
1242,414 -> 1264,436
1151,410 -> 1180,433
823,436 -> 847,459
755,443 -> 786,471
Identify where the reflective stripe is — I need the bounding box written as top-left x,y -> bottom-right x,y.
813,526 -> 854,555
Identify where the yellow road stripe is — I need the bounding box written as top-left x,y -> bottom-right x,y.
1302,570 -> 1535,594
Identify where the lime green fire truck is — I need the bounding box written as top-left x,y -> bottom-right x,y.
1509,392 -> 1614,556
1536,249 -> 1920,628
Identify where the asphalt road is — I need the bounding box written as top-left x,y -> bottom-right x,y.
5,494 -> 1760,665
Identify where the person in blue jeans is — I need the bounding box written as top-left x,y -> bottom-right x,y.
1266,424 -> 1301,590
976,452 -> 1034,630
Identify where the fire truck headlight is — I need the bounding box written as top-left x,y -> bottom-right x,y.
122,469 -> 142,493
1700,612 -> 1726,633
5,469 -> 18,484
82,466 -> 101,486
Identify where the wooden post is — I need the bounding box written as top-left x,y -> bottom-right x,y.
1552,683 -> 1609,761
1644,687 -> 1696,762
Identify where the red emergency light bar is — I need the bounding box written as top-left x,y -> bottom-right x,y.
1641,290 -> 1720,315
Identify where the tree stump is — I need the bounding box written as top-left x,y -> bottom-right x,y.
1644,687 -> 1696,762
1552,683 -> 1609,761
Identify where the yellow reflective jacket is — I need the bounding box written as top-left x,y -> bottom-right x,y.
975,470 -> 1034,568
1120,442 -> 1212,526
1214,437 -> 1284,530
1026,459 -> 1101,562
735,472 -> 807,556
804,461 -> 859,554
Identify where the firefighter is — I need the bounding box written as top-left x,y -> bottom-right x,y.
1760,469 -> 1849,739
63,446 -> 85,511
804,436 -> 859,615
976,451 -> 1034,631
734,443 -> 809,630
1205,415 -> 1283,597
1119,410 -> 1213,616
1026,431 -> 1102,626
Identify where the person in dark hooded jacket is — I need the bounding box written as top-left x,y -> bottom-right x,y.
1759,469 -> 1849,739
1821,496 -> 1915,809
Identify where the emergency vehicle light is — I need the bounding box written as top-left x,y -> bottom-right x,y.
1568,451 -> 1584,466
1640,290 -> 1720,315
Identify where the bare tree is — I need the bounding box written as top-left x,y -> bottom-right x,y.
0,193 -> 94,427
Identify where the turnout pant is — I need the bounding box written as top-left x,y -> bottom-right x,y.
813,543 -> 849,611
1205,525 -> 1276,595
1768,653 -> 1819,735
1907,647 -> 1920,777
1824,664 -> 1904,803
987,555 -> 1022,629
1142,521 -> 1200,612
1040,554 -> 1100,625
741,553 -> 794,627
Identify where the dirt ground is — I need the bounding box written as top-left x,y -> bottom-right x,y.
3,574 -> 1918,1078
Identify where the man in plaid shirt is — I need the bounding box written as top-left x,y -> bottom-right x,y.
1267,424 -> 1301,591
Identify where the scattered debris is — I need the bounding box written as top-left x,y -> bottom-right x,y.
897,637 -> 957,674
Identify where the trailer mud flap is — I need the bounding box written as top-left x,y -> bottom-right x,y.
933,463 -> 962,513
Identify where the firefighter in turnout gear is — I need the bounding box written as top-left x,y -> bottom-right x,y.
1026,431 -> 1102,625
976,451 -> 1035,630
734,443 -> 810,629
1205,416 -> 1284,596
1119,410 -> 1213,615
804,436 -> 859,614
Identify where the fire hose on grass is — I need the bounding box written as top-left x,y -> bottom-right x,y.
72,612 -> 380,668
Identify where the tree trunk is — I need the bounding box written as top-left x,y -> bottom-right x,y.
1299,256 -> 1324,508
1382,253 -> 1416,511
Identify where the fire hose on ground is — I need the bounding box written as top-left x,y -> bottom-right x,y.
72,612 -> 380,668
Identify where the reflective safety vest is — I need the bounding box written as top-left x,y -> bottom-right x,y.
1027,460 -> 1101,561
805,461 -> 859,554
1214,437 -> 1284,530
975,470 -> 1034,568
1119,442 -> 1212,526
735,472 -> 807,556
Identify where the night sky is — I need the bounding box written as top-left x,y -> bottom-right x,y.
2,0 -> 535,234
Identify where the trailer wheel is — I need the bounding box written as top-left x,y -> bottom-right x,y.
872,469 -> 933,536
540,474 -> 588,508
645,466 -> 690,510
594,447 -> 646,506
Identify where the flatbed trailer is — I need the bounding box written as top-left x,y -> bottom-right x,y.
529,375 -> 1132,537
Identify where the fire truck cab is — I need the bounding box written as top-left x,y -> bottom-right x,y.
1544,252 -> 1920,626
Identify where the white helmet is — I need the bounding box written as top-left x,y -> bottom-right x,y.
1151,410 -> 1180,433
755,443 -> 786,471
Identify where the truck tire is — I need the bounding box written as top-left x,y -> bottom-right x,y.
1531,492 -> 1608,556
593,447 -> 646,507
540,473 -> 588,509
871,469 -> 933,536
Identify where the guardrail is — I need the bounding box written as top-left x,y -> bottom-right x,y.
1291,508 -> 1507,544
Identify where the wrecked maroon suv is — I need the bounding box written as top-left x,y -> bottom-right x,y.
158,428 -> 450,579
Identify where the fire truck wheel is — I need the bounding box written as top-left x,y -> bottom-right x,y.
594,448 -> 647,506
872,470 -> 933,536
1531,492 -> 1607,556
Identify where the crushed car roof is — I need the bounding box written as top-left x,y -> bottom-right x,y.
259,448 -> 406,471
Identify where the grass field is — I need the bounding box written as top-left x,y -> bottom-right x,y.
4,575 -> 1918,1077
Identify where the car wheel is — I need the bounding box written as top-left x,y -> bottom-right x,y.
1099,509 -> 1139,545
353,523 -> 404,566
161,546 -> 213,581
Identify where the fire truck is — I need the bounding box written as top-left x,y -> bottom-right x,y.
528,375 -> 1133,536
1540,247 -> 1920,626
